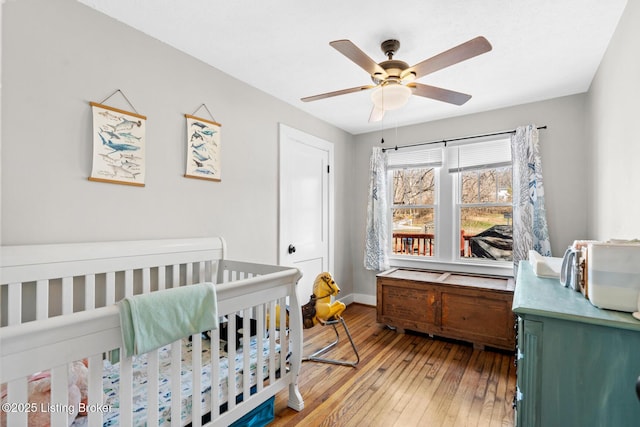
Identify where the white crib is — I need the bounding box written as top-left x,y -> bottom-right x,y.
0,237 -> 304,426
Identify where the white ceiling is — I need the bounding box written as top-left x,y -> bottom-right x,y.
78,0 -> 627,135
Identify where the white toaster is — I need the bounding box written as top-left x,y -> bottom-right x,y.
587,242 -> 640,312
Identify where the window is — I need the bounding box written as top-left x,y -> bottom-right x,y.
387,145 -> 443,258
388,138 -> 513,267
391,167 -> 436,256
458,167 -> 513,260
450,138 -> 513,262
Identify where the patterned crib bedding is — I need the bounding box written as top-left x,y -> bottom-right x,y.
73,335 -> 282,426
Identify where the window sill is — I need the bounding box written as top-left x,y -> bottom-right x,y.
389,255 -> 514,277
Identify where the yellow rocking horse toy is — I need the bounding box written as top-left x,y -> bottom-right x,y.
308,272 -> 346,326
301,272 -> 359,367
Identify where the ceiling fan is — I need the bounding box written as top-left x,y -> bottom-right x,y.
301,36 -> 492,122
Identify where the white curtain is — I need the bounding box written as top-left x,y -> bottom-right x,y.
511,124 -> 552,274
364,147 -> 390,271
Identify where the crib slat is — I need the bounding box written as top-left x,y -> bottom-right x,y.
6,379 -> 28,426
142,267 -> 151,294
36,279 -> 49,320
87,354 -> 103,426
256,304 -> 265,391
279,297 -> 288,375
50,364 -> 68,427
7,282 -> 22,325
61,277 -> 73,315
215,261 -> 224,284
147,349 -> 160,425
197,261 -> 206,283
124,269 -> 134,297
105,271 -> 116,305
120,352 -> 133,427
172,264 -> 180,288
242,309 -> 251,399
84,274 -> 96,311
171,340 -> 182,424
268,300 -> 277,386
158,265 -> 166,290
211,327 -> 221,419
227,314 -> 237,411
192,334 -> 202,427
203,260 -> 211,282
187,262 -> 195,285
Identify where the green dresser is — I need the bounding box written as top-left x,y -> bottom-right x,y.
513,261 -> 640,427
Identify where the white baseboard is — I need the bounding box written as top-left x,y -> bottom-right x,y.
339,293 -> 376,307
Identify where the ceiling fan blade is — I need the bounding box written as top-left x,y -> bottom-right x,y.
405,36 -> 492,80
330,40 -> 388,78
409,83 -> 472,105
301,85 -> 374,102
369,105 -> 385,122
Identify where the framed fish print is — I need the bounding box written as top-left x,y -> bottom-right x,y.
88,102 -> 146,186
184,114 -> 221,182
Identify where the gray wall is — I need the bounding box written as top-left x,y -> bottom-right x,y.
1,0 -> 354,292
350,94 -> 589,301
587,0 -> 640,240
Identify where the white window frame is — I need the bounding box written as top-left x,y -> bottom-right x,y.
388,138 -> 513,277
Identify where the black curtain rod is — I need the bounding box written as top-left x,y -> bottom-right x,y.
381,125 -> 547,152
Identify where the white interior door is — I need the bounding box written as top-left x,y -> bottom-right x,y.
279,124 -> 334,303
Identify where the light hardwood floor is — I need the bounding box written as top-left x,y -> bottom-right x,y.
271,304 -> 516,427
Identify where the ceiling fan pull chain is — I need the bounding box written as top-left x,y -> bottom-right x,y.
379,95 -> 385,145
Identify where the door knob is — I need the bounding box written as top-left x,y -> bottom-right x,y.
288,244 -> 296,254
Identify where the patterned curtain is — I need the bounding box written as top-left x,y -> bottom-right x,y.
364,147 -> 390,271
511,125 -> 552,274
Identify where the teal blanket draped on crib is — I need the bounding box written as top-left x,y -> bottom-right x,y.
118,282 -> 218,357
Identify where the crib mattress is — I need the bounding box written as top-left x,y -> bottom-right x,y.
72,336 -> 282,426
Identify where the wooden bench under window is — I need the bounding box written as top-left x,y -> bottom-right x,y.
376,268 -> 515,351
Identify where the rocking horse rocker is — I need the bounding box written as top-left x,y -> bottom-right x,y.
301,272 -> 360,367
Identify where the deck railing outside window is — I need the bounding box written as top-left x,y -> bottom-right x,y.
392,232 -> 474,257
392,229 -> 514,259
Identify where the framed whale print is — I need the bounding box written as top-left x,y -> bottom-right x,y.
184,114 -> 222,182
88,102 -> 147,186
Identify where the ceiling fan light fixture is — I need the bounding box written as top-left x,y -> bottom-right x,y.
371,83 -> 412,111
